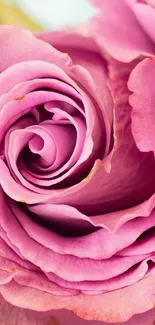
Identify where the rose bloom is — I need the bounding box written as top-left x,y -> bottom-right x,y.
0,2 -> 155,323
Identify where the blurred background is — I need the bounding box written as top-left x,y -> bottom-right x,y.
0,0 -> 96,31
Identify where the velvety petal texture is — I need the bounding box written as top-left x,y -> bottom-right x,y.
0,22 -> 154,324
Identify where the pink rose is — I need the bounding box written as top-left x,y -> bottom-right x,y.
0,22 -> 155,324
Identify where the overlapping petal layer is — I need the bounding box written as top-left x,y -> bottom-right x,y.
0,25 -> 154,323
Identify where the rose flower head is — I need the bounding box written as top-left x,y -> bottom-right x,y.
0,7 -> 154,323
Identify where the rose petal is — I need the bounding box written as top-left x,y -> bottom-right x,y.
0,292 -> 155,325
129,2 -> 155,43
0,192 -> 151,283
45,257 -> 155,293
20,203 -> 155,259
89,0 -> 155,62
8,123 -> 77,189
1,275 -> 155,322
0,25 -> 71,73
119,228 -> 155,256
0,60 -> 77,97
128,58 -> 155,154
36,31 -> 113,126
0,255 -> 77,296
45,58 -> 155,226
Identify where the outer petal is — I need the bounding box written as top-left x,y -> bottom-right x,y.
89,0 -> 155,62
126,1 -> 155,43
0,25 -> 70,72
128,58 -> 155,154
0,293 -> 155,325
0,275 -> 155,323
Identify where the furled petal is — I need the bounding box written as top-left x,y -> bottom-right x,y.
36,31 -> 113,125
89,0 -> 155,62
42,58 -> 155,231
0,60 -> 78,100
7,123 -> 77,190
0,59 -> 108,203
1,57 -> 155,238
69,65 -> 111,156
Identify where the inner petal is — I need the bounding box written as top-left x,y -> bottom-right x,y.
20,109 -> 86,188
7,123 -> 76,193
29,135 -> 44,153
27,123 -> 76,169
0,90 -> 83,143
28,133 -> 56,167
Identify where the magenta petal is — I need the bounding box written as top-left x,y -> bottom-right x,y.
128,58 -> 155,154
7,123 -> 77,190
45,257 -> 155,293
0,24 -> 155,325
47,58 -> 155,224
119,229 -> 155,256
0,160 -> 47,203
0,191 -> 152,284
13,203 -> 155,259
69,65 -> 111,156
89,0 -> 155,62
132,3 -> 155,43
36,31 -> 113,126
0,25 -> 71,72
0,77 -> 82,111
0,60 -> 77,98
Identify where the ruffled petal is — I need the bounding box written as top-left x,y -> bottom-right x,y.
0,275 -> 155,322
36,31 -> 113,125
1,292 -> 155,325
